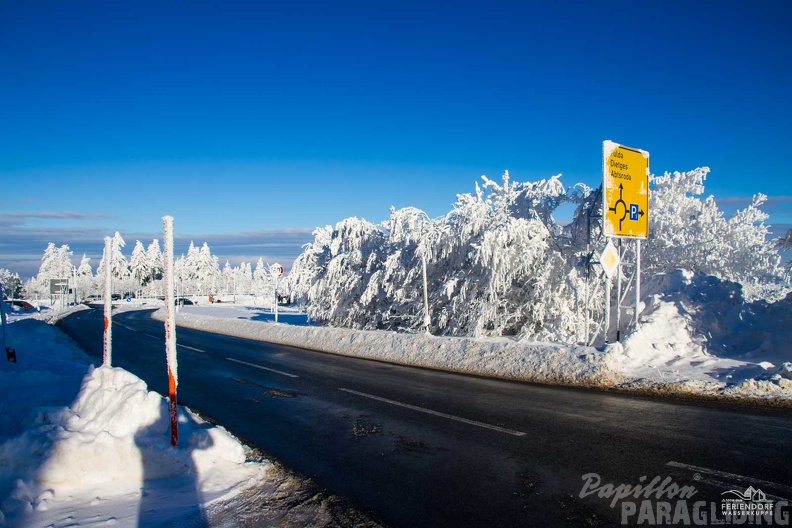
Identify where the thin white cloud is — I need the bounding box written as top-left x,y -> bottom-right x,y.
0,211 -> 117,227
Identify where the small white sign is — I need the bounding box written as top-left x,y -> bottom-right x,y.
270,263 -> 284,278
599,240 -> 620,279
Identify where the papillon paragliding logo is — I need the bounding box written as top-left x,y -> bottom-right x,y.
721,486 -> 774,517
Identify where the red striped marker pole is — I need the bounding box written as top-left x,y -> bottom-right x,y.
163,215 -> 178,447
103,236 -> 112,366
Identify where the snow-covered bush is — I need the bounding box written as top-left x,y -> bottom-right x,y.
289,172 -> 591,340
644,168 -> 785,295
288,168 -> 788,342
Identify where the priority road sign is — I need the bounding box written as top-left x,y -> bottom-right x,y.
599,240 -> 620,279
603,140 -> 649,239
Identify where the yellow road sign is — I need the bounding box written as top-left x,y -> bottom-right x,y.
603,140 -> 649,239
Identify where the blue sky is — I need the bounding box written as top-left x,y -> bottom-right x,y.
1,0 -> 791,277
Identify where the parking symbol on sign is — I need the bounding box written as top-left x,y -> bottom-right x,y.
629,204 -> 639,221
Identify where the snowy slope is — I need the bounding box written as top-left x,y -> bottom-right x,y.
614,270 -> 792,399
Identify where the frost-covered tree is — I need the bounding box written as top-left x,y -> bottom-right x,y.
28,243 -> 75,298
644,168 -> 785,292
129,240 -> 151,288
75,255 -> 94,298
146,239 -> 163,283
288,168 -> 788,342
222,261 -> 234,295
252,258 -> 274,303
97,232 -> 130,281
196,242 -> 220,293
0,269 -> 22,299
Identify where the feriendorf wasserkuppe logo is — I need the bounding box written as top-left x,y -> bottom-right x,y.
722,486 -> 774,518
579,473 -> 790,525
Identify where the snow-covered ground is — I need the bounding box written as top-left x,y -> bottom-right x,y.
153,273 -> 792,403
0,307 -> 378,527
615,270 -> 792,400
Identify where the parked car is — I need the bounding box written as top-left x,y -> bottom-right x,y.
175,297 -> 194,306
3,300 -> 37,313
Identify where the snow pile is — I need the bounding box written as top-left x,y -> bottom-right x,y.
153,307 -> 619,386
615,270 -> 792,399
0,317 -> 267,527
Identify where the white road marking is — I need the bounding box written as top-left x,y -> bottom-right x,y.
338,388 -> 526,437
688,474 -> 788,503
667,461 -> 792,496
144,333 -> 159,339
226,358 -> 299,378
178,344 -> 205,353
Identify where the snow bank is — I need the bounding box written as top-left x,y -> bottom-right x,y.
614,270 -> 792,400
152,307 -> 619,386
156,280 -> 792,403
0,317 -> 265,527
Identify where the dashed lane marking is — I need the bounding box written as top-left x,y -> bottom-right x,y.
226,357 -> 300,378
339,387 -> 526,437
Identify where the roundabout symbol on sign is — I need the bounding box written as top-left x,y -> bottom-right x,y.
608,183 -> 644,232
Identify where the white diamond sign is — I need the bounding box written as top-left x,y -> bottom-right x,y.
599,240 -> 620,279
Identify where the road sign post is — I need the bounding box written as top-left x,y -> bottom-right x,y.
270,263 -> 284,323
599,240 -> 620,343
603,140 -> 650,340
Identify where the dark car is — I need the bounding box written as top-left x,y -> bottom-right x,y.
4,300 -> 37,313
175,297 -> 194,306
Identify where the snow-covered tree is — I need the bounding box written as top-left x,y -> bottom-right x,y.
129,240 -> 151,288
644,168 -> 785,292
146,239 -> 164,283
196,242 -> 220,293
288,168 -> 788,342
75,255 -> 94,298
222,261 -> 234,295
28,243 -> 75,298
238,262 -> 253,295
0,269 -> 22,298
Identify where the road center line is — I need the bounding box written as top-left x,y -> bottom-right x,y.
226,357 -> 300,378
667,461 -> 792,495
143,333 -> 159,339
178,344 -> 205,353
338,388 -> 526,437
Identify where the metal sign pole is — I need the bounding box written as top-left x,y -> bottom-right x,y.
635,239 -> 642,327
604,274 -> 611,344
616,239 -> 622,342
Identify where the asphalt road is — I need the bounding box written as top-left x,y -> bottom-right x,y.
57,307 -> 792,527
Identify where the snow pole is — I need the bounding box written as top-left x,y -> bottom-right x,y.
103,236 -> 112,366
163,215 -> 178,447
